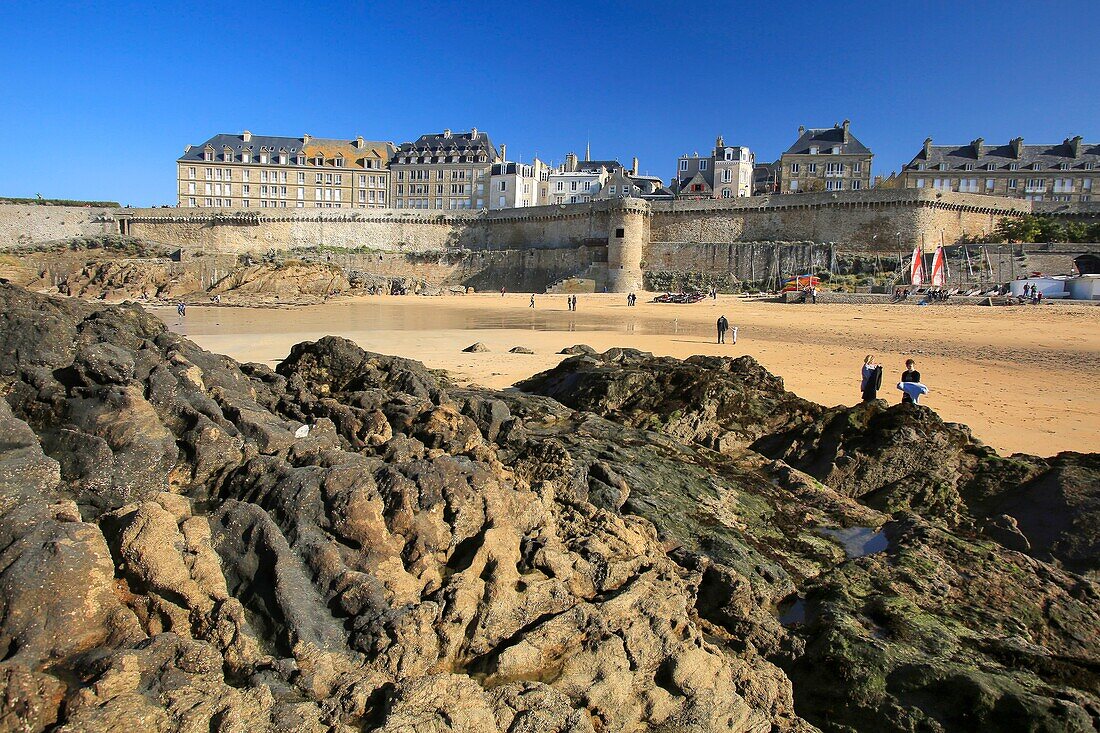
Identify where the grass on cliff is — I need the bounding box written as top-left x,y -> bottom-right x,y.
0,197 -> 120,207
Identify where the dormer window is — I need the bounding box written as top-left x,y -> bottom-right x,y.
917,163 -> 926,171
809,146 -> 819,155
1059,162 -> 1069,170
279,154 -> 287,164
939,163 -> 947,171
986,162 -> 996,171
1087,162 -> 1096,170
724,150 -> 733,160
259,153 -> 268,164
315,156 -> 324,166
334,156 -> 344,167
224,149 -> 234,162
1032,162 -> 1042,171
831,147 -> 840,154
242,150 -> 251,163
296,155 -> 304,165
204,148 -> 214,162
964,163 -> 973,171
1009,163 -> 1019,171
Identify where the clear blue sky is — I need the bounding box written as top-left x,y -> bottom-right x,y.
2,0 -> 1097,206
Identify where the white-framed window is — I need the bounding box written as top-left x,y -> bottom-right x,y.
825,162 -> 843,176
1009,163 -> 1019,171
915,178 -> 925,188
721,188 -> 732,198
722,169 -> 732,183
242,170 -> 250,182
1032,162 -> 1042,171
204,183 -> 211,194
188,197 -> 196,207
790,163 -> 800,174
205,197 -> 212,206
242,151 -> 251,163
789,180 -> 799,191
986,178 -> 995,190
583,181 -> 591,191
334,189 -> 341,202
807,163 -> 817,173
851,179 -> 862,190
498,195 -> 506,207
831,147 -> 840,154
826,180 -> 844,190
699,160 -> 708,170
335,174 -> 342,185
225,184 -> 232,195
609,185 -> 616,194
205,167 -> 213,179
260,185 -> 267,196
964,163 -> 973,171
279,154 -> 287,164
1083,179 -> 1092,190
259,153 -> 268,164
187,182 -> 195,194
959,178 -> 978,193
243,184 -> 250,195
1026,178 -> 1046,192
188,167 -> 196,179
556,181 -> 563,191
570,181 -> 578,191
679,160 -> 688,171
498,180 -> 506,191
260,170 -> 268,183
853,162 -> 862,173
917,163 -> 926,171
809,146 -> 819,155
243,199 -> 250,208
1053,178 -> 1074,192
315,188 -> 322,201
1008,178 -> 1018,189
987,162 -> 996,171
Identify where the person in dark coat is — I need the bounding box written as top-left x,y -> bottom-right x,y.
900,359 -> 921,403
717,315 -> 729,344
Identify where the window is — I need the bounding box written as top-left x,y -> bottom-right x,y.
243,200 -> 250,208
243,184 -> 250,195
721,188 -> 732,198
987,162 -> 996,171
609,185 -> 616,195
326,173 -> 333,184
915,178 -> 925,188
556,181 -> 564,191
790,163 -> 800,174
964,163 -> 973,171
498,180 -> 506,191
851,180 -> 862,190
188,197 -> 196,207
278,154 -> 287,165
205,168 -> 213,179
826,180 -> 844,190
188,167 -> 196,179
225,184 -> 232,195
853,162 -> 862,173
315,188 -> 322,201
959,178 -> 978,193
498,196 -> 506,207
789,180 -> 799,191
986,178 -> 995,190
1008,179 -> 1018,189
679,160 -> 688,171
831,147 -> 840,154
699,160 -> 708,170
725,150 -> 733,160
722,169 -> 732,183
260,171 -> 268,183
1026,178 -> 1046,192
335,174 -> 342,185
260,185 -> 267,196
570,181 -> 578,191
1053,178 -> 1074,192
917,163 -> 926,171
807,163 -> 817,173
204,183 -> 211,195
1083,179 -> 1093,190
260,154 -> 268,164
205,198 -> 212,206
809,146 -> 819,155
825,162 -> 843,176
187,182 -> 195,194
334,189 -> 341,202
243,170 -> 249,182
1009,163 -> 1019,171
297,187 -> 304,200
204,149 -> 213,161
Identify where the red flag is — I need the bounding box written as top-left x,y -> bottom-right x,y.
910,245 -> 925,286
930,246 -> 947,286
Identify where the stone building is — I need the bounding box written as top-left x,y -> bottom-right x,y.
489,150 -> 550,209
899,136 -> 1098,202
547,153 -> 618,204
389,128 -> 498,210
753,162 -> 780,195
779,121 -> 872,193
177,131 -> 393,209
672,137 -> 755,199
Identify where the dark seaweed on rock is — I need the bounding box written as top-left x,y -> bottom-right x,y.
0,284 -> 1097,733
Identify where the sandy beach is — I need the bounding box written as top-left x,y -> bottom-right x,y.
158,293 -> 1100,456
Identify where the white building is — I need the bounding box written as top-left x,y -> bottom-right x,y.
673,137 -> 754,199
489,148 -> 550,209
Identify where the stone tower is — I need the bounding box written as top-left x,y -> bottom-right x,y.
606,199 -> 649,293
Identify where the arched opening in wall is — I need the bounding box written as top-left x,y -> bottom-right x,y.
1075,254 -> 1100,275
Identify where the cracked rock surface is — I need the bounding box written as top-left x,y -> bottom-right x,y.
0,284 -> 1097,733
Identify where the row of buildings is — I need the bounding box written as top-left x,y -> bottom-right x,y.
176,124 -> 1098,210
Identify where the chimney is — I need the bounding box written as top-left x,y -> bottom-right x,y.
303,134 -> 312,144
842,119 -> 851,143
923,137 -> 933,158
1010,137 -> 1024,158
443,128 -> 452,138
242,130 -> 252,143
1068,135 -> 1083,157
716,134 -> 724,148
500,143 -> 507,161
632,156 -> 639,176
471,127 -> 478,138
972,137 -> 984,158
356,136 -> 364,149
798,125 -> 805,136
565,152 -> 578,172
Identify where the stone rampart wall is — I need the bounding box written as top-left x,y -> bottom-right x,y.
0,204 -> 116,248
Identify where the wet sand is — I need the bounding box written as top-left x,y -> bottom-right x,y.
158,293 -> 1100,456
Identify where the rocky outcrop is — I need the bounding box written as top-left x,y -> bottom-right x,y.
0,289 -> 1097,733
209,261 -> 350,298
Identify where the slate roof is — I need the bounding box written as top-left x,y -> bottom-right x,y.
576,159 -> 624,172
180,133 -> 393,166
903,138 -> 1100,172
782,125 -> 872,156
396,130 -> 498,160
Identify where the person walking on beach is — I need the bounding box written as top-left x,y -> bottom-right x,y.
861,355 -> 883,402
501,286 -> 506,297
176,302 -> 186,320
530,294 -> 536,308
900,359 -> 921,403
717,315 -> 729,344
810,285 -> 817,304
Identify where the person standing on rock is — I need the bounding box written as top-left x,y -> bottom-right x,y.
861,355 -> 883,402
717,315 -> 729,344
